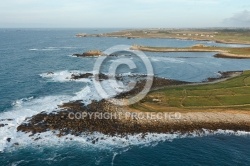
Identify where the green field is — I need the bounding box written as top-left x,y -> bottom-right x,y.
131,71 -> 250,112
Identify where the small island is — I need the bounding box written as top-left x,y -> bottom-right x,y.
73,50 -> 103,57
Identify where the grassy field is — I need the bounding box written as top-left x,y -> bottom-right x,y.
100,28 -> 250,44
131,71 -> 250,112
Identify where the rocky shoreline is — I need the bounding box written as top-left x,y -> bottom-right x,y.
73,50 -> 103,57
203,71 -> 243,82
16,99 -> 250,137
72,50 -> 135,58
15,71 -> 250,138
214,53 -> 250,59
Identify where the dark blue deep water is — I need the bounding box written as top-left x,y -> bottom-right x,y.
0,29 -> 250,165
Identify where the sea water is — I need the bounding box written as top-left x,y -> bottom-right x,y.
0,29 -> 250,165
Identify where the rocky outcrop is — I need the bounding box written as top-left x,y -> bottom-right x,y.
71,73 -> 109,80
17,76 -> 187,136
73,50 -> 103,57
214,53 -> 250,59
16,73 -> 250,137
75,33 -> 87,37
0,124 -> 7,127
16,99 -> 250,137
203,71 -> 243,82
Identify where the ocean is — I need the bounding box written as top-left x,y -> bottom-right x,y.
0,28 -> 250,165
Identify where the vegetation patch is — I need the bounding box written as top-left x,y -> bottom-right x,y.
131,71 -> 250,111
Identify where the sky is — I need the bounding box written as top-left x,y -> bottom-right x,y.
0,0 -> 249,28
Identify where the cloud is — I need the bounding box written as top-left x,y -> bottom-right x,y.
224,10 -> 250,26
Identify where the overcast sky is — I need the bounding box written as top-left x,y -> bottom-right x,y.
0,0 -> 249,28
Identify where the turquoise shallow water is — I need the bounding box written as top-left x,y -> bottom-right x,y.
0,29 -> 250,165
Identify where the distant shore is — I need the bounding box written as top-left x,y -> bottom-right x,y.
76,28 -> 250,45
130,45 -> 250,59
13,29 -> 250,139
71,45 -> 250,59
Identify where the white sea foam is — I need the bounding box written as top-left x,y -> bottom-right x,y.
1,96 -> 250,153
0,70 -> 132,152
58,46 -> 77,49
150,57 -> 185,63
29,48 -> 60,51
40,70 -> 131,103
1,70 -> 250,152
40,70 -> 92,82
42,48 -> 60,51
0,95 -> 71,152
150,58 -> 160,62
71,79 -> 130,105
71,86 -> 101,105
11,97 -> 34,107
29,47 -> 77,51
2,127 -> 250,153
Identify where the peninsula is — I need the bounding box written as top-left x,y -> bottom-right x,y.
76,28 -> 250,45
14,29 -> 250,139
130,44 -> 250,59
16,71 -> 250,138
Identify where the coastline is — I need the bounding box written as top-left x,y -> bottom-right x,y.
77,34 -> 250,45
130,45 -> 250,59
16,101 -> 250,136
16,71 -> 250,137
76,29 -> 250,45
214,53 -> 250,59
9,27 -> 250,140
